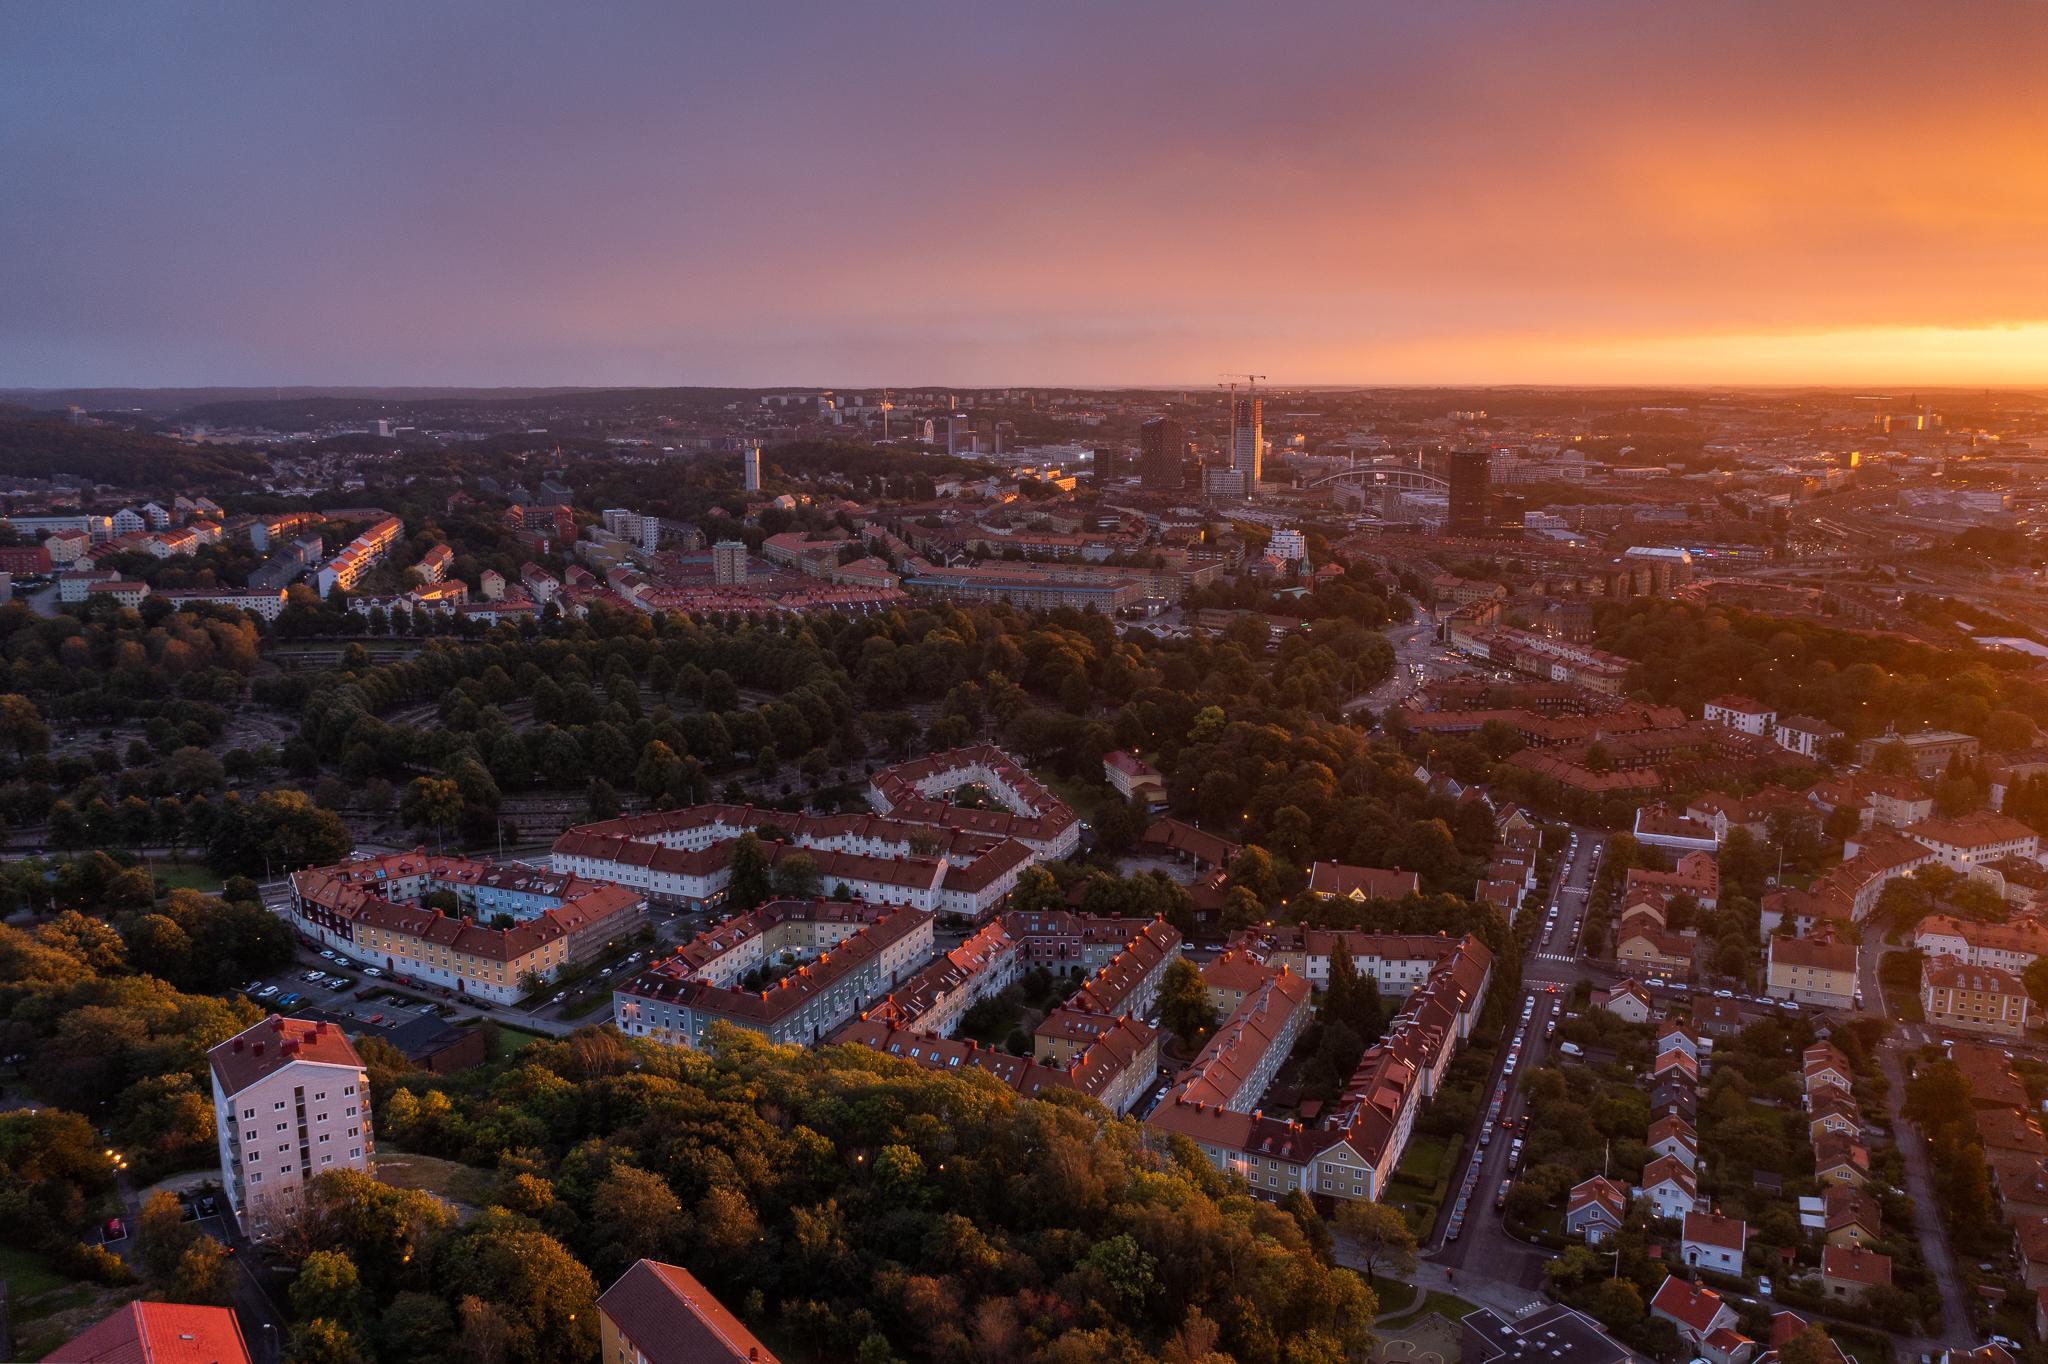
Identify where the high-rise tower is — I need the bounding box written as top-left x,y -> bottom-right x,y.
1231,396 -> 1263,488
1447,449 -> 1491,536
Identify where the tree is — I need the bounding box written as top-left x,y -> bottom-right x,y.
170,1240 -> 234,1305
727,832 -> 772,911
1333,1200 -> 1417,1285
772,851 -> 823,901
2025,957 -> 2048,1013
591,1164 -> 683,1266
1779,1324 -> 1839,1364
0,693 -> 50,755
438,1211 -> 599,1364
1158,958 -> 1217,1045
284,1318 -> 367,1364
402,777 -> 464,848
291,1249 -> 365,1333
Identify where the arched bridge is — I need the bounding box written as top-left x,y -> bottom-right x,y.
1303,465 -> 1450,494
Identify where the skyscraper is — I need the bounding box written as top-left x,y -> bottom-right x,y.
1231,396 -> 1263,490
1139,417 -> 1186,490
742,444 -> 762,492
1447,449 -> 1491,535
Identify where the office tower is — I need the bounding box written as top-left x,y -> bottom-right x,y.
1139,417 -> 1186,489
208,1018 -> 371,1239
1448,449 -> 1491,535
711,540 -> 748,585
1492,494 -> 1526,536
1269,527 -> 1307,562
743,444 -> 762,492
1231,396 -> 1263,489
946,413 -> 969,457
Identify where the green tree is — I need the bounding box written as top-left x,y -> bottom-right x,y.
727,832 -> 772,911
284,1318 -> 367,1364
1158,957 -> 1217,1045
291,1250 -> 365,1333
772,851 -> 823,901
1333,1200 -> 1417,1285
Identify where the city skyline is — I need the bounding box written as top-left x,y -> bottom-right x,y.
7,1 -> 2048,388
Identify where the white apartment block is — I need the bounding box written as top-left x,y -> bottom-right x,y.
208,1018 -> 372,1239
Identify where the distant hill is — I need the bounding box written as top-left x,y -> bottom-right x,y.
0,408 -> 265,489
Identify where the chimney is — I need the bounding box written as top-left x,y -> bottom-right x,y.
232,1037 -> 244,1052
253,1041 -> 265,1056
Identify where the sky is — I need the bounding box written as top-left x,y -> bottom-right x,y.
6,1 -> 2048,390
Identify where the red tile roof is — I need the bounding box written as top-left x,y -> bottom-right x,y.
207,1017 -> 363,1097
597,1259 -> 777,1364
42,1301 -> 251,1364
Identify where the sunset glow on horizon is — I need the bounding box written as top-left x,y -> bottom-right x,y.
7,0 -> 2048,389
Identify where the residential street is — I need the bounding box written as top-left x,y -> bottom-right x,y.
1876,1037 -> 1975,1351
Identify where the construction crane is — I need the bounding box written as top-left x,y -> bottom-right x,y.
1218,372 -> 1267,447
1218,372 -> 1267,425
879,387 -> 894,441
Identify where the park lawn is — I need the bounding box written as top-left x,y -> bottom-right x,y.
1377,1287 -> 1479,1328
374,1147 -> 497,1210
492,1024 -> 549,1058
151,860 -> 220,892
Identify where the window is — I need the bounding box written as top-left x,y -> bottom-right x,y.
275,1122 -> 287,1133
250,1173 -> 263,1184
274,1100 -> 286,1111
242,1107 -> 255,1119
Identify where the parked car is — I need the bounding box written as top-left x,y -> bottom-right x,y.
258,985 -> 280,999
320,950 -> 336,960
102,1217 -> 127,1243
363,967 -> 383,978
198,1194 -> 220,1218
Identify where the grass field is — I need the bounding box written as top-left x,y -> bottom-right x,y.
1376,1287 -> 1479,1328
375,1147 -> 497,1210
494,1024 -> 549,1058
0,1243 -> 136,1360
151,860 -> 221,892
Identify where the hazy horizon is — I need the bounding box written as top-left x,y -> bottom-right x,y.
9,1 -> 2048,389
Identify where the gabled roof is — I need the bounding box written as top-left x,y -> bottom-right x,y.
597,1259 -> 778,1364
1650,1275 -> 1727,1334
1568,1175 -> 1628,1224
1820,1244 -> 1891,1286
41,1301 -> 250,1364
1684,1210 -> 1748,1253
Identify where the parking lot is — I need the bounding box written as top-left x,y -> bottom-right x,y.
240,952 -> 463,1030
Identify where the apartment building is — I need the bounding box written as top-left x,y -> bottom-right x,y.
1766,933 -> 1859,1009
1904,812 -> 2039,873
289,852 -> 646,1004
159,587 -> 291,621
315,515 -> 403,596
208,1017 -> 371,1239
614,901 -> 933,1048
1915,914 -> 2048,975
1922,955 -> 2032,1038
